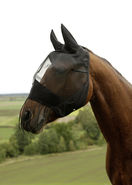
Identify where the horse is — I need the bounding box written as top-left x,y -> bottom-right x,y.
20,24 -> 132,185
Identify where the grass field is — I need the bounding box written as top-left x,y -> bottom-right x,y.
0,99 -> 24,124
0,146 -> 111,185
0,127 -> 15,142
0,95 -> 111,185
0,95 -> 26,142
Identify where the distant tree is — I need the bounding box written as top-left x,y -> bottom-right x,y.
38,129 -> 59,154
0,146 -> 6,162
76,106 -> 101,141
24,142 -> 39,155
10,126 -> 33,153
69,140 -> 76,151
53,122 -> 73,150
57,136 -> 67,152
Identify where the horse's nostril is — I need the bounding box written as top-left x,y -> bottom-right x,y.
22,110 -> 32,122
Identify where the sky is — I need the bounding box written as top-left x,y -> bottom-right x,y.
0,0 -> 132,94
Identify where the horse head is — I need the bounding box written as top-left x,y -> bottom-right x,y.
20,24 -> 93,133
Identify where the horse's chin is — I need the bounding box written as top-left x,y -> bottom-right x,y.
28,121 -> 46,134
29,118 -> 47,134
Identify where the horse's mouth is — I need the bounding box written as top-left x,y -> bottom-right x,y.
20,100 -> 57,134
20,108 -> 46,134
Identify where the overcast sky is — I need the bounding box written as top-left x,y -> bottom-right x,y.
0,0 -> 132,94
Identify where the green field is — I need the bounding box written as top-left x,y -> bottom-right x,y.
0,100 -> 23,125
0,146 -> 111,185
0,127 -> 15,142
0,95 -> 111,185
0,95 -> 26,142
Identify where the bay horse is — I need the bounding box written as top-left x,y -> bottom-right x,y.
20,24 -> 132,185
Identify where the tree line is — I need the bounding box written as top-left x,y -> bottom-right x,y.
0,105 -> 105,162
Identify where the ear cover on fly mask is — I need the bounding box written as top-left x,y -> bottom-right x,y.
50,30 -> 64,51
61,24 -> 79,52
28,24 -> 90,117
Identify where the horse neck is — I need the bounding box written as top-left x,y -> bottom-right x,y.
89,52 -> 132,146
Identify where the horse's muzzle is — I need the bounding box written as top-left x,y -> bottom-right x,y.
22,110 -> 32,123
20,109 -> 36,133
20,100 -> 57,134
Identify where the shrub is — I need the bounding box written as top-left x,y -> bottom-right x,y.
53,122 -> 73,150
76,106 -> 101,141
57,136 -> 67,152
10,126 -> 33,153
24,142 -> 39,155
0,147 -> 6,162
69,140 -> 76,151
0,142 -> 19,159
95,133 -> 105,146
9,135 -> 19,155
38,129 -> 59,154
5,143 -> 19,157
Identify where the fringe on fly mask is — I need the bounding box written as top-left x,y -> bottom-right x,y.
28,25 -> 90,117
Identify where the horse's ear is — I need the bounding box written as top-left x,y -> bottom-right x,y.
50,30 -> 63,50
61,24 -> 79,52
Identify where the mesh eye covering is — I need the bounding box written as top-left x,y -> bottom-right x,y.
33,57 -> 52,82
28,50 -> 90,117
